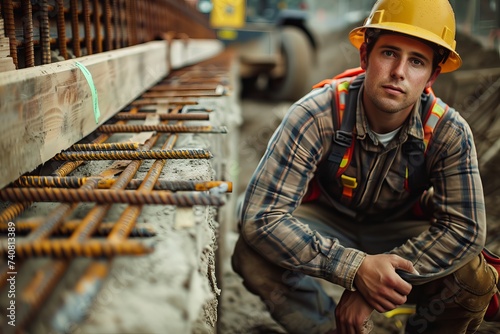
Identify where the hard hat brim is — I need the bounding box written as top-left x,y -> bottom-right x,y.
349,24 -> 462,73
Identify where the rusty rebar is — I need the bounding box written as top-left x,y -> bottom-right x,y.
92,0 -> 102,53
14,176 -> 232,192
3,0 -> 18,68
0,239 -> 153,259
70,142 -> 140,151
70,0 -> 81,57
113,112 -> 210,121
149,84 -> 221,92
16,261 -> 69,331
0,202 -> 31,225
82,0 -> 92,55
56,0 -> 68,59
142,90 -> 225,98
103,0 -> 112,51
97,124 -> 227,134
0,187 -> 225,206
22,0 -> 34,67
39,0 -> 51,64
52,148 -> 213,161
108,123 -> 180,241
0,219 -> 156,237
131,99 -> 199,107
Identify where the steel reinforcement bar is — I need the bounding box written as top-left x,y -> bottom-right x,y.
0,49 -> 235,333
0,0 -> 215,69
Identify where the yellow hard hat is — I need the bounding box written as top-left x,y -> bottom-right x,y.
349,0 -> 462,73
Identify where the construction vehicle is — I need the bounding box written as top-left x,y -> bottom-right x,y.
200,0 -> 375,100
200,0 -> 499,101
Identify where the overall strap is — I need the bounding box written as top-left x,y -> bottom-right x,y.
328,73 -> 365,199
404,90 -> 450,193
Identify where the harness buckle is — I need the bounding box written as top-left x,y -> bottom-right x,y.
334,130 -> 352,147
341,175 -> 358,189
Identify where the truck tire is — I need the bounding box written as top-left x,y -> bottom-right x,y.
268,26 -> 313,101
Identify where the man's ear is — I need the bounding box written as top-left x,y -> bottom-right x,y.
360,43 -> 368,70
426,67 -> 441,89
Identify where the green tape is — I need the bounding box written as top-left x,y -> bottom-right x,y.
75,61 -> 101,124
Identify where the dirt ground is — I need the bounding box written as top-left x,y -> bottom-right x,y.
218,30 -> 500,333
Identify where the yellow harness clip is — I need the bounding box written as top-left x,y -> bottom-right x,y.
341,175 -> 357,188
341,175 -> 357,199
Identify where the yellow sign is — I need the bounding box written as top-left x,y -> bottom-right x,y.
210,0 -> 245,28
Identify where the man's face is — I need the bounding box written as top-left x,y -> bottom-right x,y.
360,34 -> 440,115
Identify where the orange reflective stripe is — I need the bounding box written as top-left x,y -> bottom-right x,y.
423,99 -> 447,150
333,67 -> 364,80
337,144 -> 353,178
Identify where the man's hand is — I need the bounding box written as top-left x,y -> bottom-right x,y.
354,254 -> 416,312
335,290 -> 374,334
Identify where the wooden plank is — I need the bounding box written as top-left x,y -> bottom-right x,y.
0,39 -> 223,188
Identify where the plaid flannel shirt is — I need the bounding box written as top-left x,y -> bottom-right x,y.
239,81 -> 486,290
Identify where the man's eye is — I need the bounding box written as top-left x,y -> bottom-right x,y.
383,50 -> 394,57
411,59 -> 424,66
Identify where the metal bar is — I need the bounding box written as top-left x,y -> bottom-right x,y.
56,0 -> 68,59
97,124 -> 227,133
14,176 -> 232,192
0,188 -> 226,206
40,0 -> 51,64
82,0 -> 92,54
0,239 -> 153,259
22,0 -> 35,67
92,0 -> 102,53
103,0 -> 112,51
149,84 -> 224,92
16,261 -> 69,330
113,112 -> 210,121
70,142 -> 140,151
142,91 -> 225,98
52,148 -> 213,161
131,99 -> 199,106
0,219 -> 156,237
70,0 -> 81,57
3,0 -> 18,68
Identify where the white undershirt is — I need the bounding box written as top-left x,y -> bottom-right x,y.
372,126 -> 402,147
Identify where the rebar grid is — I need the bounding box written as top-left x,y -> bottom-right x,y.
0,50 -> 234,332
0,0 -> 215,69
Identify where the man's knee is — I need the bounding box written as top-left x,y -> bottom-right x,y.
407,253 -> 497,333
452,252 -> 497,314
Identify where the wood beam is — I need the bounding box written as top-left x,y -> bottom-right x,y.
0,39 -> 223,188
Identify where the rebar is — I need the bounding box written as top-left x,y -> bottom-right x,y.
16,261 -> 69,330
0,220 -> 156,237
142,90 -> 225,98
22,0 -> 35,67
70,142 -> 140,151
3,0 -> 18,68
14,176 -> 232,192
0,239 -> 153,259
56,0 -> 68,59
97,124 -> 227,133
103,0 -> 112,51
0,187 -> 225,206
131,99 -> 199,106
70,0 -> 81,57
52,148 -> 213,161
92,0 -> 102,53
82,0 -> 92,55
39,0 -> 51,64
113,112 -> 210,121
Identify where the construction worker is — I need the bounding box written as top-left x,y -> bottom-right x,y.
231,0 -> 499,333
